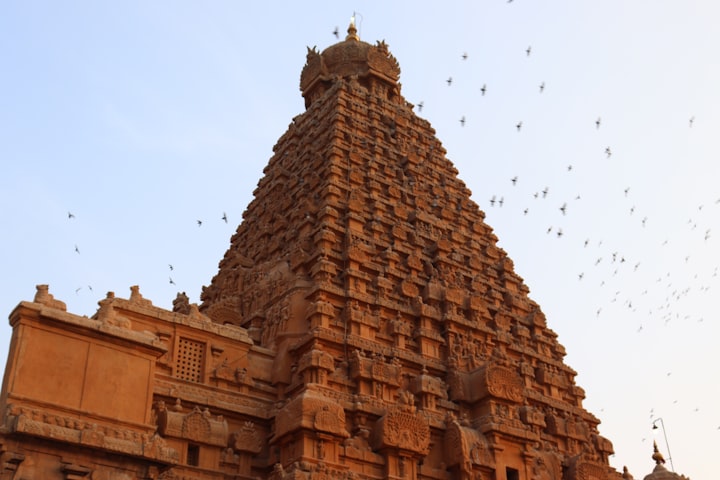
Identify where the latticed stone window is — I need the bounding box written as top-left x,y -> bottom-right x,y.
176,337 -> 205,382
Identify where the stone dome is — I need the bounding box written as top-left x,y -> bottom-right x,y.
642,443 -> 691,480
300,21 -> 401,108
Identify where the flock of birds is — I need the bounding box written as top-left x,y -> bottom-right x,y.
66,210 -> 232,291
51,19 -> 716,478
349,21 -> 719,470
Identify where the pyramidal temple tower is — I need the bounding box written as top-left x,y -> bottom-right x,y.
0,22 -> 626,480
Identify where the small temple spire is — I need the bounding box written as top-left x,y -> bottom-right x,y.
652,441 -> 666,465
346,13 -> 359,41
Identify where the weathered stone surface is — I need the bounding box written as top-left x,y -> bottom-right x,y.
0,23 -> 626,480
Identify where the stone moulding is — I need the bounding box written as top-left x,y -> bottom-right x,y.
271,388 -> 349,442
450,364 -> 525,403
443,419 -> 495,470
5,407 -> 178,464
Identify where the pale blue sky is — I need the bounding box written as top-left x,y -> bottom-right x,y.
1,2 -> 718,478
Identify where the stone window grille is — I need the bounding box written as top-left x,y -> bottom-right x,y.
176,337 -> 205,383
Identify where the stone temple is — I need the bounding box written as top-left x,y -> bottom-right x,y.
0,22 -> 654,480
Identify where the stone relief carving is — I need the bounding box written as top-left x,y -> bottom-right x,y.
372,395 -> 430,455
230,421 -> 263,454
156,405 -> 227,447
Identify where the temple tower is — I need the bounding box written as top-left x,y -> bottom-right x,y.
0,22 -> 624,480
199,22 -> 619,480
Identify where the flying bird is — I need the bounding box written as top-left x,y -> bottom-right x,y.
417,101 -> 424,112
459,116 -> 466,127
446,77 -> 453,86
462,52 -> 468,60
333,27 -> 339,38
490,195 -> 496,207
605,146 -> 612,158
74,245 -> 80,254
516,121 -> 523,131
169,277 -> 176,285
559,203 -> 567,215
595,117 -> 602,129
197,220 -> 203,227
526,45 -> 532,56
222,212 -> 228,223
67,212 -> 75,219
511,176 -> 518,185
480,84 -> 487,96
539,81 -> 545,93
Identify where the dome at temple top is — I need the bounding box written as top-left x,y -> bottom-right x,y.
300,20 -> 401,107
642,443 -> 691,480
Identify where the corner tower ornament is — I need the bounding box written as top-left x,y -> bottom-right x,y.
300,20 -> 401,109
2,21 -> 631,480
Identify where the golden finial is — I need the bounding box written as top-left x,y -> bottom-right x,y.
346,13 -> 359,41
652,441 -> 666,465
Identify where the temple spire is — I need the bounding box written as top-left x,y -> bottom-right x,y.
346,13 -> 359,41
652,441 -> 666,465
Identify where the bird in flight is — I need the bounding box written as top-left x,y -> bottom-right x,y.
489,195 -> 497,207
417,101 -> 424,112
446,77 -> 453,86
605,146 -> 612,158
542,187 -> 549,198
222,212 -> 228,223
459,116 -> 466,127
197,220 -> 203,227
67,212 -> 75,219
516,121 -> 523,131
526,45 -> 532,56
74,245 -> 80,254
462,52 -> 468,60
169,277 -> 176,285
689,116 -> 695,127
511,176 -> 518,186
539,81 -> 545,93
333,27 -> 339,38
169,264 -> 174,271
559,203 -> 567,215
480,84 -> 487,96
595,117 -> 602,129
556,228 -> 563,238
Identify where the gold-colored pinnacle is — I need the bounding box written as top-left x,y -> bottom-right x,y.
652,441 -> 666,465
346,15 -> 359,41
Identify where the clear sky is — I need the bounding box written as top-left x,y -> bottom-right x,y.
1,2 -> 718,478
